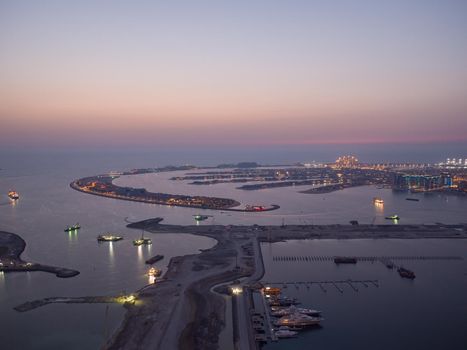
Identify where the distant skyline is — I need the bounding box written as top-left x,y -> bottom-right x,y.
1,0 -> 466,149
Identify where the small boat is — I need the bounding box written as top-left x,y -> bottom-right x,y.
97,234 -> 123,242
373,197 -> 384,204
148,267 -> 162,277
334,256 -> 357,264
268,296 -> 300,306
64,223 -> 81,232
263,287 -> 281,296
8,191 -> 19,200
398,267 -> 415,279
406,198 -> 420,202
8,191 -> 20,200
385,215 -> 400,220
193,214 -> 209,221
275,312 -> 323,327
275,329 -> 298,338
271,305 -> 321,317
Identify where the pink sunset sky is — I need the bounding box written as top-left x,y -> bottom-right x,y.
1,1 -> 466,149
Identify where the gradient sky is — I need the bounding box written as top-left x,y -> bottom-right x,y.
1,0 -> 466,149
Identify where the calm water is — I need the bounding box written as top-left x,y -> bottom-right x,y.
261,239 -> 467,350
1,152 -> 466,349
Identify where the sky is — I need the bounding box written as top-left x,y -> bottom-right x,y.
1,0 -> 466,151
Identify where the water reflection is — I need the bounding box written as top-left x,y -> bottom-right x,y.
137,245 -> 143,263
108,242 -> 115,266
67,230 -> 78,242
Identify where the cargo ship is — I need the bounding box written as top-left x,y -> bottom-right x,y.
64,223 -> 81,232
145,255 -> 164,264
97,234 -> 123,242
406,198 -> 420,202
8,191 -> 19,200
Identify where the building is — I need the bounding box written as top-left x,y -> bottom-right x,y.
334,155 -> 359,168
393,173 -> 452,191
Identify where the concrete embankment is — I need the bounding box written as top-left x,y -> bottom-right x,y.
0,231 -> 80,278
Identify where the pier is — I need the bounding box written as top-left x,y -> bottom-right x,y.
272,255 -> 463,262
14,295 -> 136,312
262,279 -> 379,293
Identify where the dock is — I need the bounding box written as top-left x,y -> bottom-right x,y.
272,255 -> 463,262
262,279 -> 379,293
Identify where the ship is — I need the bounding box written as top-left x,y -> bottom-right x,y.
133,237 -> 152,246
193,214 -> 209,221
263,286 -> 282,296
64,223 -> 81,232
97,234 -> 123,242
398,267 -> 416,279
145,254 -> 164,265
334,256 -> 357,264
268,295 -> 300,307
406,198 -> 420,202
373,197 -> 384,204
148,267 -> 162,277
385,215 -> 400,220
275,312 -> 323,327
275,328 -> 298,338
133,230 -> 152,246
8,191 -> 19,200
271,305 -> 321,317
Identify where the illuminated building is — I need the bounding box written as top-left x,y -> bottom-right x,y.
334,155 -> 359,168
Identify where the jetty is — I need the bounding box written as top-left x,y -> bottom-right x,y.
0,231 -> 79,278
14,295 -> 136,312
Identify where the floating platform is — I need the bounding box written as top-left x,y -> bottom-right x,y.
145,254 -> 164,265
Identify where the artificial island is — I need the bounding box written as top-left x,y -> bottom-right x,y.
8,156 -> 467,349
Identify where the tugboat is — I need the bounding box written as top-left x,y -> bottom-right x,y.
193,214 -> 209,221
398,267 -> 416,279
8,191 -> 19,200
385,215 -> 400,220
64,223 -> 81,232
97,234 -> 123,242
